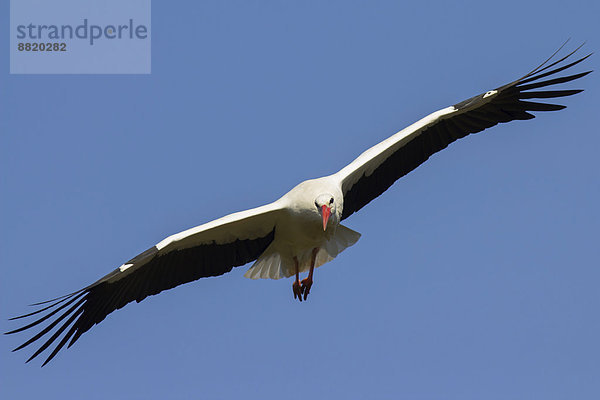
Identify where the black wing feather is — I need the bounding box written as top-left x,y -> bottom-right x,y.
341,44 -> 591,220
6,230 -> 275,365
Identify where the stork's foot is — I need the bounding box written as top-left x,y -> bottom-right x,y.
300,277 -> 313,301
292,280 -> 303,302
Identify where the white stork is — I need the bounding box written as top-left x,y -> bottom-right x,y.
6,43 -> 591,365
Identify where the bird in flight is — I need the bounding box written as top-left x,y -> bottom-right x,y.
6,43 -> 591,366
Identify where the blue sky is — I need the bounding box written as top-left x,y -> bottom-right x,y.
1,1 -> 599,399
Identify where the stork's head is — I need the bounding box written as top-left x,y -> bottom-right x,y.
315,193 -> 336,231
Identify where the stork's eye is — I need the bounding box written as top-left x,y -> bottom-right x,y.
329,197 -> 334,204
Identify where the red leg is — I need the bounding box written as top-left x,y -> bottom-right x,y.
292,256 -> 302,302
301,248 -> 318,300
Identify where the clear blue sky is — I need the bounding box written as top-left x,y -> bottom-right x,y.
2,1 -> 599,399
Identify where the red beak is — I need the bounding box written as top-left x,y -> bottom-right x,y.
321,205 -> 331,231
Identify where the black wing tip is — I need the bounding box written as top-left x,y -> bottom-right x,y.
512,42 -> 591,88
455,46 -> 591,112
27,289 -> 84,306
517,70 -> 592,93
9,271 -> 138,365
6,290 -> 90,365
13,342 -> 28,352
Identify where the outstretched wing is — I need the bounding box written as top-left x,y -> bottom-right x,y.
336,43 -> 592,220
6,202 -> 284,365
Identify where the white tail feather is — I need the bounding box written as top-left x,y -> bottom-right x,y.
244,225 -> 361,280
